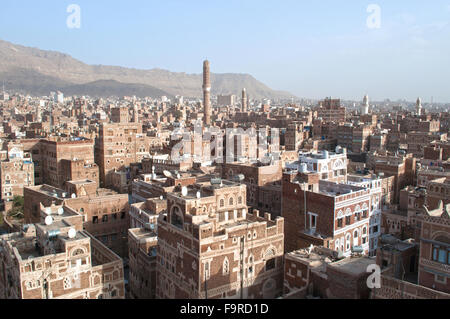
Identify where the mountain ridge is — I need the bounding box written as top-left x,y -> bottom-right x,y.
0,39 -> 295,100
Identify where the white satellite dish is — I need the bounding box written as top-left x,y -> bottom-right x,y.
45,216 -> 53,226
160,196 -> 164,200
71,193 -> 76,199
57,207 -> 64,215
163,170 -> 172,178
177,174 -> 181,179
45,207 -> 52,215
68,228 -> 76,239
181,186 -> 188,197
196,191 -> 201,199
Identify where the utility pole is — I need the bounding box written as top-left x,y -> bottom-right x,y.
304,182 -> 308,231
240,236 -> 245,299
204,271 -> 207,299
204,261 -> 208,299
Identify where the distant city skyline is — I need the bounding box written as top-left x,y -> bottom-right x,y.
1,0 -> 450,102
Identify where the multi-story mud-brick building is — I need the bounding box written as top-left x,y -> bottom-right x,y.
96,122 -> 152,190
0,205 -> 125,299
24,182 -> 130,259
282,170 -> 371,256
128,227 -> 158,299
220,161 -> 283,218
39,138 -> 96,189
418,201 -> 450,293
155,179 -> 284,299
285,149 -> 348,184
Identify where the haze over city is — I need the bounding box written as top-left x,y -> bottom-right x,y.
0,0 -> 449,307
1,0 -> 450,102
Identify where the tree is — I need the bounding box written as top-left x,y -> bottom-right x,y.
174,110 -> 183,120
8,196 -> 24,220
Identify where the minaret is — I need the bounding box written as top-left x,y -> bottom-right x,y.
361,94 -> 369,115
242,88 -> 248,112
203,60 -> 211,126
133,103 -> 139,123
416,97 -> 422,116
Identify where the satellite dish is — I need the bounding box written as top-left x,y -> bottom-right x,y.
152,166 -> 156,172
181,186 -> 188,197
45,207 -> 52,215
57,207 -> 64,215
163,170 -> 172,178
71,193 -> 76,199
196,191 -> 201,199
45,216 -> 53,226
68,228 -> 76,239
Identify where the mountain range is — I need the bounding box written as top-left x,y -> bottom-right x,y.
0,39 -> 295,100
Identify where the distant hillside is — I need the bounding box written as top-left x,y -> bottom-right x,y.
0,39 -> 295,100
62,80 -> 172,99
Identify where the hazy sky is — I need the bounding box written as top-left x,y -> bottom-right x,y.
1,0 -> 450,102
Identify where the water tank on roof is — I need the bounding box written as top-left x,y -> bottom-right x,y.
299,163 -> 308,173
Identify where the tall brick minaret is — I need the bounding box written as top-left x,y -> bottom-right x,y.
203,60 -> 211,126
242,88 -> 248,112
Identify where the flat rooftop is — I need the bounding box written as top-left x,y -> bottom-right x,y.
171,180 -> 242,200
328,257 -> 375,275
69,179 -> 96,185
318,181 -> 366,197
129,228 -> 157,241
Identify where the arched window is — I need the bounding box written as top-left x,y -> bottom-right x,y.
238,196 -> 243,204
220,199 -> 225,207
265,248 -> 276,271
346,234 -> 351,251
63,277 -> 72,290
223,258 -> 230,275
229,197 -> 234,206
248,255 -> 254,277
72,248 -> 85,256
